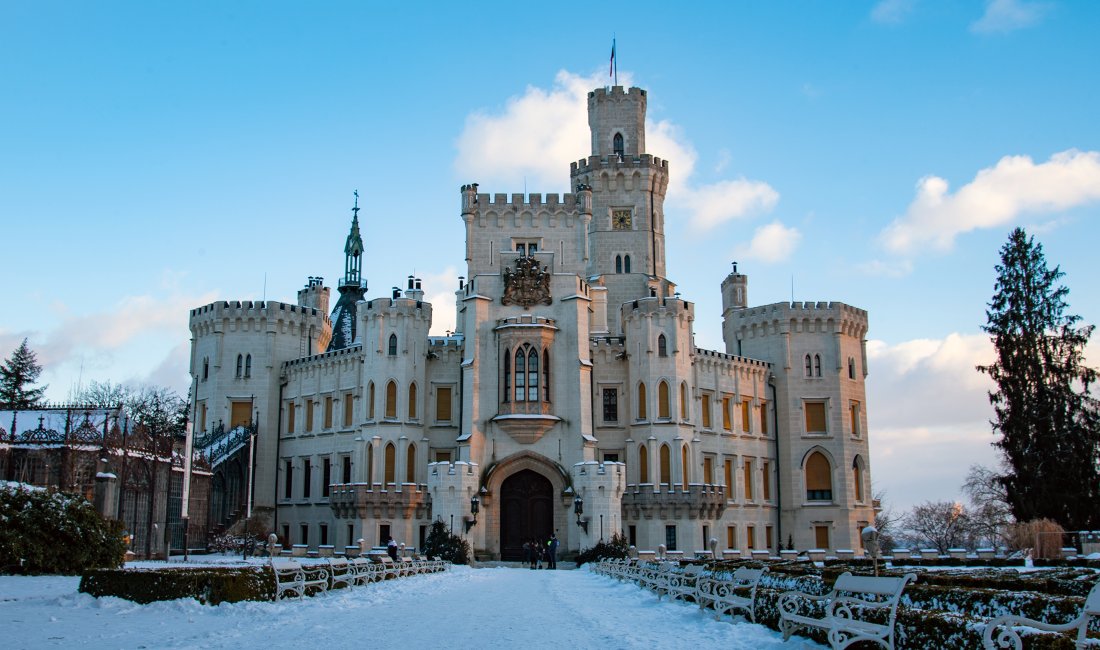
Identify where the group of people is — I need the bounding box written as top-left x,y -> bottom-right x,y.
523,533 -> 558,569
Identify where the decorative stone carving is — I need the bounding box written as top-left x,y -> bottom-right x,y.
502,256 -> 552,308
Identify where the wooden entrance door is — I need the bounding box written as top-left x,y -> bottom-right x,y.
499,469 -> 553,561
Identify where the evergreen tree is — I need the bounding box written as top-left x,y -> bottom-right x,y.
1,339 -> 47,448
978,228 -> 1100,530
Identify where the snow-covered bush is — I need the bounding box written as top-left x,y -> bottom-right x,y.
574,532 -> 630,566
0,481 -> 125,574
80,566 -> 274,604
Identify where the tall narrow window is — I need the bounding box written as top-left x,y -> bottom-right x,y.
543,349 -> 551,401
701,394 -> 712,429
747,526 -> 756,550
406,443 -> 416,483
762,461 -> 771,500
202,358 -> 209,381
388,333 -> 398,356
367,445 -> 374,484
848,356 -> 856,379
853,456 -> 864,502
658,334 -> 667,357
408,383 -> 418,419
284,460 -> 293,499
724,459 -> 734,500
342,456 -> 351,484
324,396 -> 333,429
722,396 -> 732,431
514,349 -> 525,401
759,402 -> 768,435
368,382 -> 375,419
385,381 -> 397,419
659,444 -> 671,485
436,386 -> 452,422
658,381 -> 670,419
637,382 -> 647,420
613,132 -> 624,156
503,349 -> 511,402
804,354 -> 812,377
806,452 -> 833,501
285,402 -> 294,434
638,445 -> 649,483
703,456 -> 714,484
527,347 -> 538,401
302,460 -> 312,498
244,354 -> 252,378
681,445 -> 689,489
814,354 -> 822,377
727,526 -> 737,550
850,401 -> 861,437
236,354 -> 243,378
344,393 -> 354,427
743,459 -> 754,501
384,443 -> 396,485
322,458 -> 331,497
805,401 -> 827,434
680,382 -> 688,420
305,401 -> 314,433
624,255 -> 631,273
603,388 -> 618,422
741,399 -> 751,433
615,255 -> 623,273
814,526 -> 830,550
665,525 -> 677,552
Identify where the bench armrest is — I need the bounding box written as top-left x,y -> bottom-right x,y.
302,565 -> 329,582
983,613 -> 1087,650
778,590 -> 831,616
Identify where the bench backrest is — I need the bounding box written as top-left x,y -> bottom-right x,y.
1085,582 -> 1100,616
379,556 -> 395,565
272,559 -> 302,572
731,566 -> 767,584
834,572 -> 915,598
682,565 -> 705,576
328,558 -> 349,570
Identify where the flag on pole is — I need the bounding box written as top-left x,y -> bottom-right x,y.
609,38 -> 616,79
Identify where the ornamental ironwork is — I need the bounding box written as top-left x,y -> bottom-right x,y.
502,256 -> 552,308
19,416 -> 64,443
70,413 -> 103,443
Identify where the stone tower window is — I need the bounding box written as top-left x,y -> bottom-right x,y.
637,382 -> 647,420
408,383 -> 418,420
384,442 -> 396,485
624,255 -> 631,273
244,354 -> 252,378
388,333 -> 398,356
658,380 -> 670,419
543,349 -> 551,401
367,382 -> 375,419
503,350 -> 511,402
848,356 -> 856,379
658,334 -> 667,357
680,382 -> 688,420
236,354 -> 243,378
638,444 -> 649,483
202,357 -> 209,381
385,381 -> 398,419
814,354 -> 822,377
613,132 -> 624,157
852,456 -> 865,502
406,442 -> 416,483
804,354 -> 812,377
615,255 -> 622,273
805,451 -> 833,501
659,444 -> 671,485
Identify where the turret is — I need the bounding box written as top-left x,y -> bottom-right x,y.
329,192 -> 369,351
298,277 -> 330,314
587,86 -> 647,158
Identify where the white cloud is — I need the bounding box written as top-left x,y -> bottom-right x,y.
880,149 -> 1100,254
453,69 -> 779,232
733,220 -> 801,263
854,258 -> 914,278
419,266 -> 461,336
971,0 -> 1050,34
871,0 -> 916,24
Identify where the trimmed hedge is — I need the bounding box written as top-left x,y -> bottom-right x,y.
1,482 -> 125,574
80,566 -> 275,604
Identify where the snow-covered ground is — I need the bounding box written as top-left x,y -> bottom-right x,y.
0,565 -> 822,649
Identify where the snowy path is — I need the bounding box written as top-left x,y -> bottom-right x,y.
0,567 -> 822,649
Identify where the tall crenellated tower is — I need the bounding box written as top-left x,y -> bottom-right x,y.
328,192 -> 368,351
570,86 -> 673,330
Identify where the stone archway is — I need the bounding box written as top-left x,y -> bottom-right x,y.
499,469 -> 554,561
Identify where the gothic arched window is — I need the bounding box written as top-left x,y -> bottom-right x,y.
388,333 -> 398,356
385,381 -> 398,419
408,383 -> 418,420
202,357 -> 209,381
852,456 -> 865,502
615,255 -> 622,274
814,354 -> 822,378
406,443 -> 416,483
236,354 -> 243,378
637,382 -> 647,420
244,354 -> 252,378
680,382 -> 688,420
638,445 -> 649,483
384,443 -> 396,485
658,334 -> 667,357
805,451 -> 833,501
624,255 -> 631,273
658,381 -> 670,419
805,354 -> 813,377
659,444 -> 671,485
848,357 -> 856,380
613,132 -> 624,156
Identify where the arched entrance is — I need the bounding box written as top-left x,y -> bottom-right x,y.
499,469 -> 553,561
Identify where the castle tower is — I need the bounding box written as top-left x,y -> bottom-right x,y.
720,262 -> 749,353
570,87 -> 672,329
328,191 -> 368,351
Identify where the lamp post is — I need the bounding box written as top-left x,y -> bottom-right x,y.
573,495 -> 588,534
862,525 -> 881,577
465,495 -> 480,533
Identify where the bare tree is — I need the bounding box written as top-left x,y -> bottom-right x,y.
903,501 -> 975,553
872,486 -> 899,551
963,464 -> 1014,548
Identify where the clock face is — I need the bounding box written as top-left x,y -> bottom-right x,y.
612,210 -> 632,230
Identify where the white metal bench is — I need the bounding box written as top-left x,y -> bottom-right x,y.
983,582 -> 1100,649
377,555 -> 402,580
271,559 -> 330,600
778,571 -> 916,650
637,561 -> 676,592
697,566 -> 769,622
326,558 -> 354,590
349,557 -> 377,585
661,564 -> 705,601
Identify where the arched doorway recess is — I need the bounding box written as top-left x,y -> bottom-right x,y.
499,469 -> 554,561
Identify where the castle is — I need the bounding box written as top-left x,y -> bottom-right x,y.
188,85 -> 875,559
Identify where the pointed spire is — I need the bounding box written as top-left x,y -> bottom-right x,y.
343,190 -> 364,285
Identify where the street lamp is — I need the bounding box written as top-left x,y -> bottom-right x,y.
465,495 -> 480,533
574,495 -> 588,534
862,525 -> 881,577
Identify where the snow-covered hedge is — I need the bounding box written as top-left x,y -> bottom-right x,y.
0,481 -> 125,574
80,566 -> 275,604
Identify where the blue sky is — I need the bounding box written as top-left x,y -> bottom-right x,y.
2,1 -> 1098,511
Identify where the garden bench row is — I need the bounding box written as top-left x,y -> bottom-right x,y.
272,555 -> 447,600
594,558 -> 912,650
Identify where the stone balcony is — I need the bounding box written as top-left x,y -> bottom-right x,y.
328,482 -> 431,520
621,483 -> 727,520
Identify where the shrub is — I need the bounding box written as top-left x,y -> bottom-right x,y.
1008,519 -> 1066,559
421,520 -> 470,565
0,481 -> 126,574
80,566 -> 274,604
575,532 -> 630,566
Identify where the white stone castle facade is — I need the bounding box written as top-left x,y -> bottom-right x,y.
188,85 -> 875,559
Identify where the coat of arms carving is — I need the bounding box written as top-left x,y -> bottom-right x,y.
502,256 -> 552,308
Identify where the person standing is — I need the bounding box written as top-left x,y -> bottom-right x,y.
387,537 -> 398,561
547,533 -> 559,569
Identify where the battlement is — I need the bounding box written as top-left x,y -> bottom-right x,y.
621,296 -> 694,320
733,301 -> 869,337
494,314 -> 558,331
694,347 -> 771,370
282,342 -> 364,369
570,154 -> 668,176
361,296 -> 432,317
189,300 -> 328,326
428,335 -> 465,348
588,85 -> 647,101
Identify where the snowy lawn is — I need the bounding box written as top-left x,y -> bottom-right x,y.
0,566 -> 822,649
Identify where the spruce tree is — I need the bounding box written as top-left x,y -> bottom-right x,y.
1,339 -> 47,447
978,228 -> 1100,530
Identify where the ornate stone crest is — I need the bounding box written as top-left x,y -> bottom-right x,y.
502,256 -> 552,308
